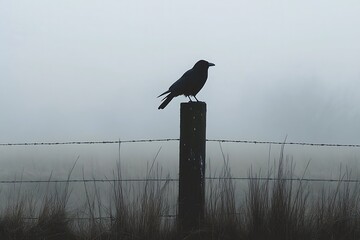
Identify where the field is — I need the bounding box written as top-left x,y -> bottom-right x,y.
0,145 -> 359,240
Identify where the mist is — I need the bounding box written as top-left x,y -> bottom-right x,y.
1,1 -> 360,222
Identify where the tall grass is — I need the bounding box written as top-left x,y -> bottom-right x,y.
245,145 -> 311,240
0,147 -> 359,239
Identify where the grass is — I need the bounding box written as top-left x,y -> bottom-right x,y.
0,146 -> 359,240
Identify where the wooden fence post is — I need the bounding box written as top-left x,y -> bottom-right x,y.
178,102 -> 206,232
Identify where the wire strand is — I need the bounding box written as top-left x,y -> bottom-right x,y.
1,138 -> 359,147
1,177 -> 359,184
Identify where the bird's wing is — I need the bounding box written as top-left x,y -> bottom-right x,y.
168,69 -> 194,94
158,69 -> 193,98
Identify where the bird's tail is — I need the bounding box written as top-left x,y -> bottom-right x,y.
158,94 -> 174,109
157,90 -> 170,98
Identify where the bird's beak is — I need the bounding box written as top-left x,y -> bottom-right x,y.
208,62 -> 215,67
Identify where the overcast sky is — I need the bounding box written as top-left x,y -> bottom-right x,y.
1,0 -> 360,145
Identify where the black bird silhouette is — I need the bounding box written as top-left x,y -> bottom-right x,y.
157,60 -> 215,109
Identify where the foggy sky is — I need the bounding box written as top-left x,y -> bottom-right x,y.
1,0 -> 360,145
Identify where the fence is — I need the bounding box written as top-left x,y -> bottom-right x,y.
0,137 -> 360,223
1,137 -> 359,185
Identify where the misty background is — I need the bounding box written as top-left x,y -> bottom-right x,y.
1,0 -> 360,190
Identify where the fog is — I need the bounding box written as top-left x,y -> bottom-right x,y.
1,141 -> 359,181
1,1 -> 360,189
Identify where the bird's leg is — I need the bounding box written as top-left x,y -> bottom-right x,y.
188,96 -> 193,102
194,96 -> 199,102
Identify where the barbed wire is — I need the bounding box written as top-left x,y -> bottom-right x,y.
0,178 -> 176,184
2,138 -> 358,223
1,138 -> 359,184
206,139 -> 360,147
23,215 -> 177,221
0,138 -> 178,146
1,138 -> 360,147
1,176 -> 359,184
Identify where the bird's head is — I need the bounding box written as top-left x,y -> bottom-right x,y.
194,60 -> 215,70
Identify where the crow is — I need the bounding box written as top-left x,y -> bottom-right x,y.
157,60 -> 215,109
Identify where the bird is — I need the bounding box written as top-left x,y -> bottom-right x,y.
157,60 -> 215,109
